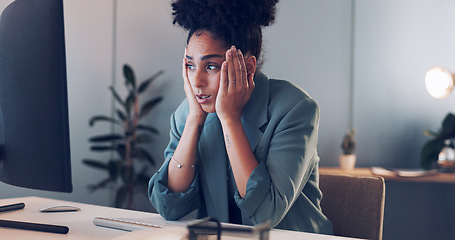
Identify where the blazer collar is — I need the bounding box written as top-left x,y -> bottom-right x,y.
242,71 -> 269,129
197,71 -> 270,221
198,115 -> 229,221
241,71 -> 269,152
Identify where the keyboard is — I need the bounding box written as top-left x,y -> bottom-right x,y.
93,216 -> 270,239
93,216 -> 185,232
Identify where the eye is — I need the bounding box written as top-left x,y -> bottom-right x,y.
186,63 -> 195,70
207,64 -> 219,71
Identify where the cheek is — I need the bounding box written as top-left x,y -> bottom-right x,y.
209,73 -> 221,93
187,71 -> 195,84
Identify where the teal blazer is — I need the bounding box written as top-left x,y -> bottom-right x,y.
149,71 -> 333,234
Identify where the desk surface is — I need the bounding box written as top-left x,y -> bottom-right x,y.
0,196 -> 356,240
320,167 -> 455,183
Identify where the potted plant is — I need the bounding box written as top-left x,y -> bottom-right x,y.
82,64 -> 163,209
421,113 -> 455,171
339,129 -> 357,170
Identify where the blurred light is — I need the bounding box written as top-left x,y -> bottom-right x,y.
425,66 -> 454,99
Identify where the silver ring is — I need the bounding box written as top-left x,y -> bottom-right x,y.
229,81 -> 236,83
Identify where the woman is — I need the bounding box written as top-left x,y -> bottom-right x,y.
149,0 -> 333,234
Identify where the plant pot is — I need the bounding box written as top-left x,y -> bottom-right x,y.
436,139 -> 455,172
339,154 -> 356,171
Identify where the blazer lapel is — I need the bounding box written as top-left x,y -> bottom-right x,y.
198,113 -> 229,222
241,71 -> 269,153
196,71 -> 270,222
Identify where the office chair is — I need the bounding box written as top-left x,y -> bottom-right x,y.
319,172 -> 385,240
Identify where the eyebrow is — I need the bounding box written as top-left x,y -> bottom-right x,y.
186,54 -> 224,61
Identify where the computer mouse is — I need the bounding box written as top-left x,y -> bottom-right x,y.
40,204 -> 81,213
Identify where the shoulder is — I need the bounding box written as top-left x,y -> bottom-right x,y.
245,72 -> 319,126
270,78 -> 314,101
266,77 -> 319,116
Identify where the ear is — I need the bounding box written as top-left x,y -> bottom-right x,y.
245,55 -> 257,75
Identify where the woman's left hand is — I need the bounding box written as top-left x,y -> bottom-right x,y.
216,46 -> 255,123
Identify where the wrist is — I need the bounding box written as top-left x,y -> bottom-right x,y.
220,115 -> 242,129
187,112 -> 207,126
171,155 -> 196,168
184,114 -> 206,142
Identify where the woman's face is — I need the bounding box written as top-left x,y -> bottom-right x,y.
185,31 -> 227,113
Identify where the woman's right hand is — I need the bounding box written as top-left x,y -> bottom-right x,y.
166,51 -> 205,194
183,50 -> 207,124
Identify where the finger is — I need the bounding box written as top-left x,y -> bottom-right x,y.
182,49 -> 188,81
231,46 -> 244,87
231,48 -> 243,88
182,50 -> 195,99
182,59 -> 186,78
227,47 -> 236,89
182,60 -> 192,91
237,49 -> 247,88
219,60 -> 228,93
182,58 -> 193,96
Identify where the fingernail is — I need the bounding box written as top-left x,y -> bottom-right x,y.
232,45 -> 236,50
238,49 -> 242,55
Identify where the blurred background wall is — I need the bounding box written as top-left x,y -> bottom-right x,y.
1,0 -> 454,239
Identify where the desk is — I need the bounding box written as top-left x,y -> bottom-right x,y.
319,167 -> 455,183
0,196 -> 357,240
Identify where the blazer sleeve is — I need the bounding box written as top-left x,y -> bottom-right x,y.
148,110 -> 201,221
234,96 -> 320,228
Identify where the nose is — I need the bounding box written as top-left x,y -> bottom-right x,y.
191,68 -> 207,88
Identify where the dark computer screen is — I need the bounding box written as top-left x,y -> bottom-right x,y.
0,0 -> 72,192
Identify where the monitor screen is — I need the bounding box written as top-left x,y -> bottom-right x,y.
0,0 -> 72,192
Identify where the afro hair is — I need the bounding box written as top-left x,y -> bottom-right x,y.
171,0 -> 279,61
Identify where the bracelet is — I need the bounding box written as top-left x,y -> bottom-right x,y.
171,155 -> 196,168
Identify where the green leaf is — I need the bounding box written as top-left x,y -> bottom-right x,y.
139,96 -> 163,119
137,124 -> 159,135
420,138 -> 445,169
116,109 -> 127,122
423,130 -> 439,138
136,172 -> 151,186
90,144 -> 127,159
116,144 -> 126,159
125,128 -> 134,138
136,148 -> 155,166
138,70 -> 164,94
121,165 -> 134,184
82,159 -> 108,170
89,115 -> 120,127
136,134 -> 151,143
89,134 -> 123,143
87,177 -> 114,193
90,145 -> 117,152
109,86 -> 127,110
138,165 -> 148,176
108,160 -> 120,178
115,185 -> 128,208
441,113 -> 455,138
125,91 -> 136,114
123,64 -> 136,90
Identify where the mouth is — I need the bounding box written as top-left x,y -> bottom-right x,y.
196,94 -> 212,104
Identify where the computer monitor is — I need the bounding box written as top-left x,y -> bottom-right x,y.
0,0 -> 72,193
